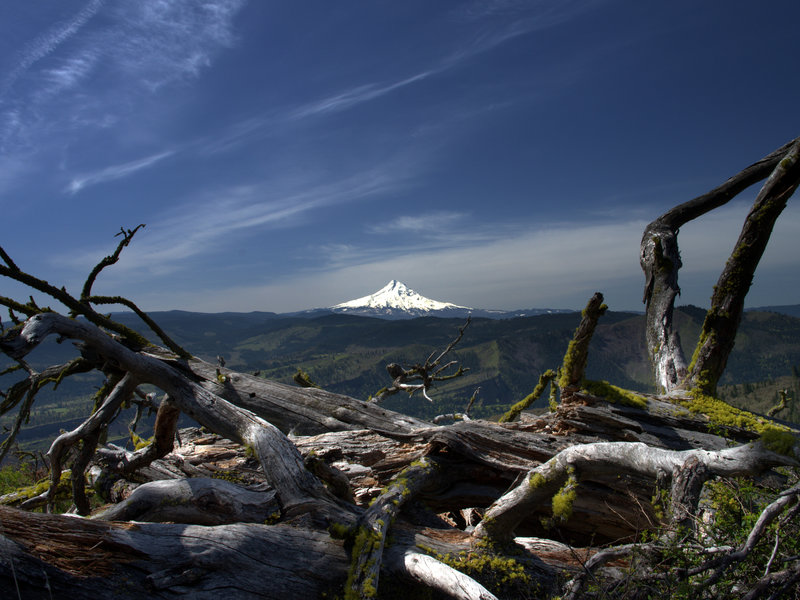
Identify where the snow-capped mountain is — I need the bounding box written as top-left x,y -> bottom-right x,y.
304,280 -> 576,320
330,280 -> 472,319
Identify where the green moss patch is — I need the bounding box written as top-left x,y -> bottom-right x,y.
550,468 -> 577,522
759,428 -> 797,457
582,380 -> 648,409
681,391 -> 790,436
419,545 -> 532,598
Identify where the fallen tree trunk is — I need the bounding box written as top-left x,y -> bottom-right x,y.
0,505 -> 350,599
473,439 -> 797,545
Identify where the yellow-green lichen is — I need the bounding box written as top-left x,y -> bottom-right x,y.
328,521 -> 352,539
680,391 -> 791,437
551,475 -> 577,522
264,510 -> 281,525
582,380 -> 648,409
420,546 -> 531,597
558,339 -> 581,389
1,469 -> 73,506
759,428 -> 797,457
549,375 -> 560,412
130,430 -> 153,451
529,471 -> 547,489
499,369 -> 556,423
685,311 -> 722,395
344,526 -> 382,599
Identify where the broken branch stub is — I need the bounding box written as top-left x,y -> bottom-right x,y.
559,292 -> 607,390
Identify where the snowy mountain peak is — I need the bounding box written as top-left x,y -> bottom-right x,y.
330,280 -> 471,318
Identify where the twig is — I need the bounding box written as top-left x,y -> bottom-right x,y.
81,225 -> 145,301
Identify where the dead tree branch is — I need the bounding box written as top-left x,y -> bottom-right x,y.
687,139 -> 800,394
473,440 -> 798,546
641,135 -> 800,392
499,369 -> 556,423
370,317 -> 471,403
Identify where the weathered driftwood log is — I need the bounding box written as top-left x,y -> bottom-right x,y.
92,477 -> 280,525
168,349 -> 432,435
472,439 -> 798,545
0,505 -> 349,599
1,386 -> 798,598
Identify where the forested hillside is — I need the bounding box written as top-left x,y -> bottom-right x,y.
4,306 -> 799,450
115,306 -> 800,421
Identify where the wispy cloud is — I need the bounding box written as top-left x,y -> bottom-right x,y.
446,0 -> 604,68
394,211 -> 468,233
288,1 -> 598,125
91,199 -> 800,314
0,0 -> 247,156
0,0 -> 104,99
130,217 -> 647,312
59,157 -> 420,277
289,71 -> 433,120
202,201 -> 800,314
107,1 -> 246,91
66,150 -> 174,194
366,211 -> 468,235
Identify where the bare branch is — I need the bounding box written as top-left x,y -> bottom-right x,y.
97,396 -> 181,476
0,357 -> 94,464
87,294 -> 190,358
701,481 -> 800,589
80,224 -> 145,302
473,440 -> 798,546
46,372 -> 138,512
0,246 -> 20,272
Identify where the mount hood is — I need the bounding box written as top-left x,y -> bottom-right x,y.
329,280 -> 472,319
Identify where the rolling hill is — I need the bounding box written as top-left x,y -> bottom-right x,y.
114,306 -> 800,421
3,305 -> 800,451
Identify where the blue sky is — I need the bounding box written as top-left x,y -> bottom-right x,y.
2,1 -> 799,314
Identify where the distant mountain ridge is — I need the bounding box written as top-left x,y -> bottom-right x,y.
323,280 -> 573,319
748,304 -> 800,319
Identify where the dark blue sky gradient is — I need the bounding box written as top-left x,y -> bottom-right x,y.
1,1 -> 798,313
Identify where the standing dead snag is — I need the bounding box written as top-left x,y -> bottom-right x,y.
688,139 -> 800,395
641,135 -> 800,393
